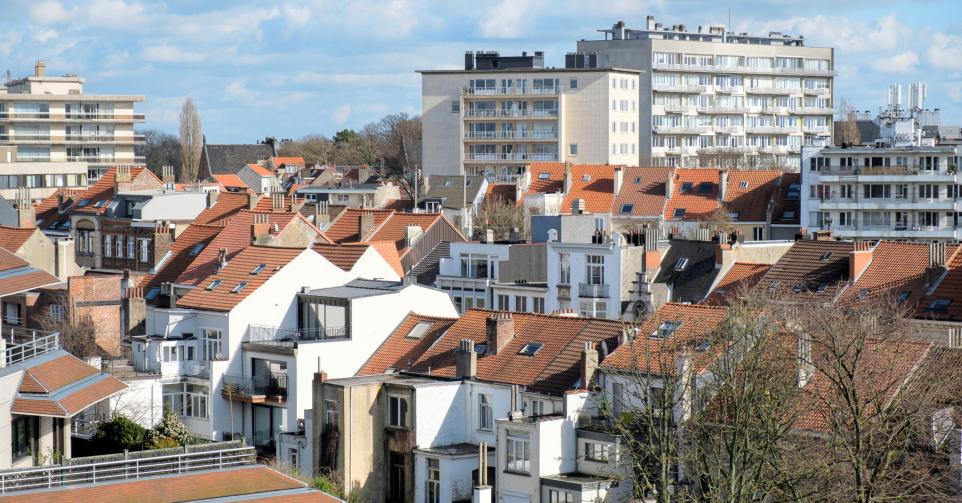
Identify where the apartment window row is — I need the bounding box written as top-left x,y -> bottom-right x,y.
652,93 -> 831,110
810,155 -> 956,171
612,77 -> 636,90
494,294 -> 545,314
653,52 -> 830,70
611,143 -> 637,155
610,99 -> 637,112
810,210 -> 950,229
102,234 -> 149,261
810,183 -> 962,201
611,121 -> 637,134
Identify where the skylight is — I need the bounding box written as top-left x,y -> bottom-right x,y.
188,243 -> 205,256
698,182 -> 713,194
93,200 -> 107,208
896,291 -> 910,304
673,208 -> 687,218
928,299 -> 951,312
538,172 -> 550,180
634,177 -> 642,184
406,321 -> 434,339
739,181 -> 749,189
76,199 -> 89,207
582,174 -> 591,182
444,179 -> 454,187
819,251 -> 832,261
205,280 -> 221,291
680,182 -> 693,193
145,287 -> 160,301
695,340 -> 711,352
651,321 -> 682,339
519,342 -> 543,356
250,263 -> 267,275
230,282 -> 248,294
729,212 -> 739,221
674,258 -> 689,271
620,204 -> 634,214
474,343 -> 488,355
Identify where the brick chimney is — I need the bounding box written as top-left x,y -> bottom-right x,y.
34,60 -> 45,78
14,187 -> 34,228
485,312 -> 514,354
580,341 -> 599,389
718,169 -> 729,202
251,213 -> 270,243
270,192 -> 284,211
849,241 -> 873,282
925,241 -> 948,290
161,165 -> 176,185
455,339 -> 478,379
358,165 -> 372,185
152,222 -> 172,265
247,193 -> 261,210
358,212 -> 375,240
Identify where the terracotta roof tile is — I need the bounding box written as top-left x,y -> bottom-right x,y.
311,243 -> 369,272
914,244 -> 962,321
364,241 -> 405,277
0,226 -> 37,251
485,183 -> 518,206
0,248 -> 60,296
703,263 -> 772,305
357,314 -> 457,376
177,246 -> 305,312
69,167 -> 162,216
247,163 -> 274,177
213,173 -> 249,189
723,170 -> 781,222
318,209 -> 394,243
601,303 -> 729,374
57,375 -> 128,415
838,242 -> 957,310
368,213 -> 442,250
525,163 -> 620,214
664,168 -> 721,220
19,354 -> 98,394
613,167 -> 670,217
142,223 -> 224,294
271,156 -> 305,168
194,192 -> 252,225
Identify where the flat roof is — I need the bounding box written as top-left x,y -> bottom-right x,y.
303,278 -> 406,299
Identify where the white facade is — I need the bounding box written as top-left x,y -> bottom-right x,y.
420,66 -> 640,179
576,18 -> 835,168
546,233 -> 641,319
0,61 -> 145,185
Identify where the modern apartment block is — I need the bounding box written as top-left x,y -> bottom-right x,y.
0,60 -> 145,190
419,51 -> 640,180
576,17 -> 835,168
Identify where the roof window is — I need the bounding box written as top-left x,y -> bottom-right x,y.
620,204 -> 634,214
145,287 -> 160,301
698,182 -> 713,194
673,208 -> 686,218
634,177 -> 642,184
205,280 -> 221,291
782,211 -> 796,220
519,342 -> 543,356
928,299 -> 951,312
695,340 -> 711,352
538,172 -> 550,180
582,174 -> 591,182
652,321 -> 681,339
896,291 -> 910,304
188,243 -> 205,256
819,251 -> 832,261
230,282 -> 248,294
674,258 -> 689,271
406,321 -> 434,339
250,264 -> 267,275
680,182 -> 693,193
739,181 -> 749,189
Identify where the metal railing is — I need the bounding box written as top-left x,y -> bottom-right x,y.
0,444 -> 255,493
463,109 -> 559,118
244,324 -> 348,348
4,332 -> 60,366
222,373 -> 288,398
462,86 -> 563,96
464,152 -> 557,162
579,283 -> 610,299
464,131 -> 558,140
815,165 -> 958,176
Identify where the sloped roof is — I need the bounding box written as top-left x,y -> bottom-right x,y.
193,192 -> 251,225
915,245 -> 962,321
70,167 -> 162,216
839,242 -> 958,310
601,303 -> 729,374
311,243 -> 369,272
758,239 -> 854,298
770,172 -> 801,226
654,240 -> 720,303
271,156 -> 305,167
0,247 -> 60,296
34,188 -> 84,228
10,351 -> 126,418
703,263 -> 772,305
664,168 -> 720,220
324,209 -> 395,243
723,170 -> 781,222
423,175 -> 485,209
485,183 -> 518,206
213,173 -> 250,190
525,163 -> 619,214
368,213 -> 444,253
203,144 -> 274,175
357,314 -> 458,376
613,167 -> 670,217
177,246 -> 304,312
246,163 -> 274,178
0,226 -> 37,251
143,223 -> 224,294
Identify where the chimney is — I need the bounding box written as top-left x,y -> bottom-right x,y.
314,201 -> 331,228
247,193 -> 261,210
405,225 -> 423,248
215,247 -> 228,272
613,166 -> 624,196
152,222 -> 172,265
666,171 -> 675,199
563,161 -> 573,194
580,341 -> 599,389
719,170 -> 729,202
161,165 -> 175,184
797,335 -> 814,388
485,312 -> 514,354
357,165 -> 371,185
925,241 -> 948,290
251,213 -> 271,243
206,189 -> 219,208
115,165 -> 133,192
15,187 -> 34,228
849,241 -> 873,283
484,228 -> 495,243
358,212 -> 375,240
455,339 -> 478,379
34,60 -> 45,78
715,242 -> 731,267
271,192 -> 284,211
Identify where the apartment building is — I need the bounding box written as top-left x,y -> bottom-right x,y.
576,17 -> 835,168
0,60 -> 145,187
420,51 -> 640,180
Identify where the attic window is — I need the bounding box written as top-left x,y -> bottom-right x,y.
816,283 -> 828,293
444,179 -> 454,187
188,243 -> 204,256
582,174 -> 591,182
538,172 -> 550,180
819,251 -> 832,261
620,204 -> 634,214
77,199 -> 89,207
519,342 -> 543,356
230,282 -> 248,294
729,212 -> 739,221
793,283 -> 806,293
652,321 -> 681,339
406,321 -> 434,340
698,182 -> 713,194
145,287 -> 160,301
250,264 -> 267,275
674,258 -> 689,271
205,280 -> 221,291
680,182 -> 693,193
634,177 -> 642,184
768,280 -> 780,291
739,181 -> 749,189
93,200 -> 107,208
673,208 -> 686,218
896,291 -> 910,304
928,299 -> 951,312
474,343 -> 488,354
695,340 -> 711,352
782,211 -> 796,220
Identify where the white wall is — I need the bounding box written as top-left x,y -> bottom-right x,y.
415,383 -> 463,447
352,247 -> 401,281
109,377 -> 163,429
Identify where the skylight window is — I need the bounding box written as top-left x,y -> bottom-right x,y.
768,280 -> 780,291
145,287 -> 160,301
695,340 -> 711,352
674,258 -> 689,271
896,291 -> 910,304
928,299 -> 951,312
205,280 -> 221,291
652,321 -> 682,339
406,321 -> 434,339
188,243 -> 205,256
474,343 -> 488,354
582,174 -> 591,182
93,200 -> 107,208
782,211 -> 796,220
538,172 -> 550,180
444,179 -> 454,187
250,263 -> 267,275
673,208 -> 687,218
739,181 -> 749,189
680,182 -> 693,193
230,282 -> 248,294
76,199 -> 89,207
729,212 -> 739,221
793,283 -> 806,293
634,177 -> 642,184
465,178 -> 472,186
819,251 -> 832,261
698,182 -> 713,194
620,204 -> 634,214
519,342 -> 543,356
816,283 -> 828,293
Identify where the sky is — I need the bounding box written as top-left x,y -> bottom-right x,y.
3,0 -> 961,142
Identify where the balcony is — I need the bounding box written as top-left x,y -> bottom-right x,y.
63,112 -> 146,122
0,134 -> 51,142
2,331 -> 60,366
796,106 -> 835,115
802,125 -> 831,134
464,152 -> 558,163
697,105 -> 749,114
652,125 -> 712,135
221,373 -> 288,404
462,86 -> 563,96
579,283 -> 609,298
652,84 -> 707,93
0,112 -> 146,122
714,85 -> 744,94
463,109 -> 558,119
746,87 -> 801,95
244,324 -> 348,348
464,131 -> 558,141
803,87 -> 830,96
745,125 -> 798,134
815,165 -> 958,178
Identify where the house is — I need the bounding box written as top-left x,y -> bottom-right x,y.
435,239 -> 547,314
611,166 -> 670,230
754,238 -> 854,300
212,173 -> 250,192
769,172 -> 802,240
419,175 -> 489,230
521,163 -> 620,217
0,224 -> 81,281
0,247 -> 62,332
198,140 -> 275,181
238,163 -> 280,195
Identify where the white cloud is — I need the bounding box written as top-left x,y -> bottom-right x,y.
143,45 -> 204,63
742,13 -> 912,54
872,50 -> 919,73
33,28 -> 58,43
282,4 -> 313,28
29,1 -> 76,24
83,0 -> 146,28
479,0 -> 532,38
0,33 -> 23,56
928,33 -> 962,71
948,83 -> 962,103
225,80 -> 260,101
332,104 -> 352,124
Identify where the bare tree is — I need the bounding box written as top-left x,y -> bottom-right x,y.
835,98 -> 861,146
137,129 -> 181,177
278,134 -> 334,165
473,199 -> 529,242
34,297 -> 99,358
178,97 -> 203,182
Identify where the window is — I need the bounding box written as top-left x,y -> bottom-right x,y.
250,264 -> 267,275
230,282 -> 248,293
127,236 -> 134,259
548,490 -> 575,503
568,144 -> 578,156
289,448 -> 299,470
951,328 -> 962,348
116,237 -> 124,258
569,78 -> 578,89
586,255 -> 604,285
532,297 -> 545,313
104,235 -> 113,257
188,243 -> 204,256
427,458 -> 440,503
406,321 -> 433,339
12,416 -> 37,461
139,238 -> 150,262
558,253 -> 571,284
325,399 -> 339,426
516,296 -> 527,312
519,342 -> 543,356
388,395 -> 408,428
584,441 -> 611,462
538,172 -> 550,180
680,182 -> 693,193
185,384 -> 208,419
652,321 -> 681,339
497,294 -> 510,310
205,280 -> 221,291
673,208 -> 687,218
505,430 -> 530,474
620,204 -> 634,214
479,394 -> 493,431
451,101 -> 460,113
928,299 -> 951,313
47,304 -> 65,322
202,329 -> 224,361
674,258 -> 689,271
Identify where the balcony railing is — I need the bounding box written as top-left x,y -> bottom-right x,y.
463,109 -> 558,118
464,152 -> 558,162
222,373 -> 288,400
815,165 -> 958,176
653,125 -> 712,135
244,324 -> 348,348
464,131 -> 558,140
579,283 -> 609,298
0,134 -> 50,142
462,86 -> 563,96
3,332 -> 60,366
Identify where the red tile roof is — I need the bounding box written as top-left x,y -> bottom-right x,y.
368,213 -> 444,254
758,240 -> 854,298
71,167 -> 162,216
34,188 -> 84,228
246,163 -> 274,177
357,314 -> 458,376
366,241 -> 405,277
0,226 -> 37,251
703,263 -> 772,305
771,172 -> 801,225
194,192 -> 252,225
525,163 -> 621,214
723,170 -> 781,222
613,167 -> 670,217
664,168 -> 721,220
839,242 -> 958,310
143,223 -> 224,293
18,354 -> 98,393
311,243 -> 369,272
602,303 -> 729,375
213,173 -> 249,189
176,246 -> 305,312
324,209 -> 394,243
0,247 -> 60,296
485,183 -> 518,206
271,156 -> 305,168
11,352 -> 127,418
914,244 -> 962,321
0,466 -> 328,503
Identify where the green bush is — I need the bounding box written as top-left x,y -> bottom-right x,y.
94,415 -> 145,452
150,410 -> 192,446
146,435 -> 180,450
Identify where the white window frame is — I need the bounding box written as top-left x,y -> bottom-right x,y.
505,429 -> 530,474
202,329 -> 224,361
479,393 -> 493,431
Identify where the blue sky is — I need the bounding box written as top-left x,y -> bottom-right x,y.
3,0 -> 961,142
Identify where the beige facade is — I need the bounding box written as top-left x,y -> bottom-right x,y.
0,61 -> 145,188
420,67 -> 640,180
577,18 -> 835,169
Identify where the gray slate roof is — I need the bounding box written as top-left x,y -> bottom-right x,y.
303,278 -> 405,299
201,143 -> 275,177
422,175 -> 485,209
654,240 -> 720,303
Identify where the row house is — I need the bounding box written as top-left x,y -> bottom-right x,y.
295,165 -> 402,210
435,238 -> 546,314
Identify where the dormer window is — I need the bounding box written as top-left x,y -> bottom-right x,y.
205,280 -> 221,291
250,264 -> 267,275
652,321 -> 681,339
519,342 -> 543,356
620,204 -> 634,214
739,181 -> 749,189
673,208 -> 686,218
782,211 -> 796,220
698,182 -> 712,194
680,182 -> 693,193
189,243 -> 204,256
819,252 -> 832,261
230,282 -> 248,294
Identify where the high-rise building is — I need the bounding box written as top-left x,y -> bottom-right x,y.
419,51 -> 640,180
0,60 -> 145,198
576,17 -> 835,169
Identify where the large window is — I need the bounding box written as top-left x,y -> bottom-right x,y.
505,430 -> 530,474
579,301 -> 608,319
163,383 -> 209,419
548,490 -> 576,503
388,395 -> 409,428
558,253 -> 571,284
11,416 -> 37,461
139,238 -> 150,262
479,393 -> 493,431
426,458 -> 440,503
202,329 -> 224,361
585,255 -> 604,285
584,441 -> 611,462
325,399 -> 339,426
460,254 -> 495,279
